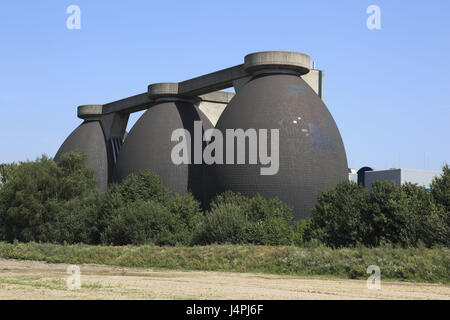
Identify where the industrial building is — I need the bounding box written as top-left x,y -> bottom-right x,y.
364,168 -> 441,191
349,167 -> 441,191
55,51 -> 348,220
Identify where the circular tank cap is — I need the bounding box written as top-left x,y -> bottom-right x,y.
148,82 -> 200,103
148,82 -> 179,98
244,51 -> 311,75
77,105 -> 103,119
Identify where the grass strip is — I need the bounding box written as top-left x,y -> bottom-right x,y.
0,242 -> 448,284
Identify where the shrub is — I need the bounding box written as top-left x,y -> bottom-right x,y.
113,170 -> 173,205
307,179 -> 449,248
0,163 -> 17,188
195,192 -> 296,245
100,200 -> 192,246
209,191 -> 249,210
243,196 -> 293,246
0,152 -> 99,243
3,150 -> 445,249
57,151 -> 97,199
431,164 -> 450,212
400,183 -> 449,247
367,181 -> 449,247
290,218 -> 312,246
97,170 -> 175,240
167,193 -> 203,231
99,171 -> 203,246
366,181 -> 414,246
193,202 -> 247,245
50,191 -> 103,244
97,183 -> 126,234
307,182 -> 369,247
430,164 -> 450,246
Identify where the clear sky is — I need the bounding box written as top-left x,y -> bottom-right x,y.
1,0 -> 449,171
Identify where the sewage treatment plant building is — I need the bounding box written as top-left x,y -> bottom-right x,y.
55,51 -> 348,220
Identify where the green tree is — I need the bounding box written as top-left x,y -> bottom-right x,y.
243,195 -> 293,245
50,191 -> 103,244
195,191 -> 295,245
193,202 -> 248,245
306,182 -> 369,248
401,183 -> 449,247
114,170 -> 173,205
57,151 -> 97,199
431,164 -> 450,212
0,155 -> 60,242
366,181 -> 413,246
167,193 -> 203,231
101,199 -> 192,246
0,163 -> 17,188
306,180 -> 449,248
99,170 -> 203,246
0,152 -> 99,243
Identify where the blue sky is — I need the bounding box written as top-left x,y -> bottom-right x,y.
0,0 -> 449,171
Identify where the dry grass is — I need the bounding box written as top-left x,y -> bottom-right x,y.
0,259 -> 449,300
0,242 -> 448,284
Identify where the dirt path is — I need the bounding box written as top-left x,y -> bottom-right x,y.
0,258 -> 448,300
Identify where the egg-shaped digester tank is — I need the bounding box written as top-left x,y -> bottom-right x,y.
55,120 -> 112,191
114,100 -> 213,204
208,73 -> 348,220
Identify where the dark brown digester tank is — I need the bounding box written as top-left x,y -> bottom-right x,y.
54,120 -> 112,192
114,100 -> 213,205
207,73 -> 348,220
